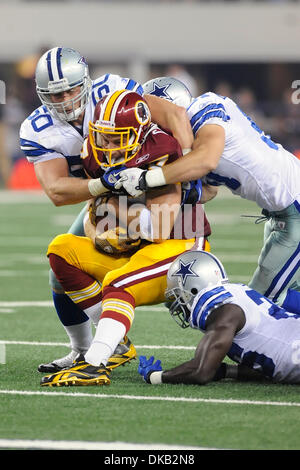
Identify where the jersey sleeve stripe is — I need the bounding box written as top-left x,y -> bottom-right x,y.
192,110 -> 230,134
191,286 -> 225,327
20,138 -> 55,157
125,80 -> 143,95
191,287 -> 233,329
136,85 -> 144,96
190,103 -> 226,127
20,138 -> 54,151
198,292 -> 233,330
125,79 -> 138,91
22,149 -> 51,157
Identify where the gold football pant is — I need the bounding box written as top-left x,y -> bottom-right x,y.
48,234 -> 209,332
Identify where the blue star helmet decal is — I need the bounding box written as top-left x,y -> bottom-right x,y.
172,259 -> 198,286
148,82 -> 172,101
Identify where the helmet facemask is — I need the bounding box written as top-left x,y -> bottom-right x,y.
89,91 -> 151,168
89,122 -> 142,168
165,286 -> 194,329
37,75 -> 92,122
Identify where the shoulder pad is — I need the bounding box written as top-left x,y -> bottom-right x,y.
81,136 -> 103,178
127,124 -> 181,169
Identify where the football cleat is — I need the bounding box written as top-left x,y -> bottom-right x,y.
37,350 -> 79,373
106,336 -> 137,370
38,336 -> 137,373
40,355 -> 111,387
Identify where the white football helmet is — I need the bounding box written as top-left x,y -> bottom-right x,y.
35,47 -> 92,121
165,250 -> 228,328
142,76 -> 193,108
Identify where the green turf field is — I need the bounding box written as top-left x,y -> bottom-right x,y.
0,189 -> 300,451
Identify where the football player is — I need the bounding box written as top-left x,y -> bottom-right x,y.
112,77 -> 300,316
19,50 -> 194,372
138,250 -> 300,386
40,89 -> 214,387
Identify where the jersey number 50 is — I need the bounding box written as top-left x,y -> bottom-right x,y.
28,107 -> 53,133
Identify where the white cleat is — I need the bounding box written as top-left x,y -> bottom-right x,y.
38,350 -> 79,373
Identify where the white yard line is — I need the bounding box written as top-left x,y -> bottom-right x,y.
0,438 -> 210,450
0,301 -> 168,311
0,301 -> 54,307
0,339 -> 195,350
0,389 -> 299,408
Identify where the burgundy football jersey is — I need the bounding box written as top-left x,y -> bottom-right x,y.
82,124 -> 211,239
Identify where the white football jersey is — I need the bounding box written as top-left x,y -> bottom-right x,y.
19,74 -> 143,178
190,282 -> 300,383
187,93 -> 300,212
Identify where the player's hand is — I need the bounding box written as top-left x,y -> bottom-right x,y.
181,179 -> 202,205
114,168 -> 147,197
138,355 -> 162,383
100,165 -> 127,192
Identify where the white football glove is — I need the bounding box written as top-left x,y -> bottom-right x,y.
115,168 -> 146,197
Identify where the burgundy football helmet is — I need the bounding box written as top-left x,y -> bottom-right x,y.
89,89 -> 151,167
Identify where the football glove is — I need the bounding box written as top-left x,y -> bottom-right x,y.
114,168 -> 147,197
181,179 -> 202,205
138,355 -> 162,383
100,165 -> 127,192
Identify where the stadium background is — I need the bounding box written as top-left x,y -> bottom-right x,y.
0,0 -> 300,452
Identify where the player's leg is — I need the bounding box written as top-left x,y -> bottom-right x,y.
41,237 -> 200,386
41,233 -> 134,381
48,235 -> 130,329
249,204 -> 300,312
39,205 -> 93,372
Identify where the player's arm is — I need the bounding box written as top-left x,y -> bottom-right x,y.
144,94 -> 194,151
147,304 -> 244,385
200,183 -> 218,203
34,158 -> 93,206
157,124 -> 225,186
116,124 -> 225,197
226,364 -> 269,382
34,157 -> 117,206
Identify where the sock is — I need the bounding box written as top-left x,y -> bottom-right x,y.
100,286 -> 135,333
84,302 -> 102,327
63,320 -> 93,354
85,317 -> 126,367
52,291 -> 89,326
281,289 -> 300,315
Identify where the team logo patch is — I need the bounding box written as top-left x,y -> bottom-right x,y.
136,153 -> 150,164
172,260 -> 198,285
149,82 -> 172,101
